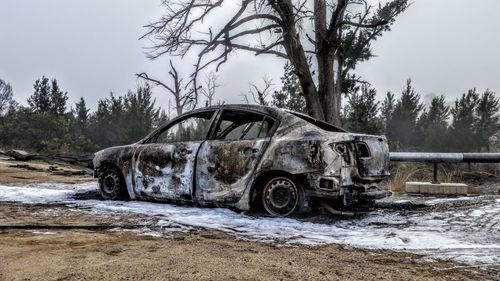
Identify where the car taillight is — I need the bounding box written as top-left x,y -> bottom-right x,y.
355,142 -> 370,158
330,143 -> 351,164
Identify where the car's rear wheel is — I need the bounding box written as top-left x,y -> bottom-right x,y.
99,167 -> 126,200
262,176 -> 304,217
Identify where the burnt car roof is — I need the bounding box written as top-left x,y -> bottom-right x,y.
178,104 -> 347,133
201,104 -> 282,115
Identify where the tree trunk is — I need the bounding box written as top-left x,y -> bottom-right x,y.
332,56 -> 344,126
271,0 -> 325,121
314,0 -> 336,125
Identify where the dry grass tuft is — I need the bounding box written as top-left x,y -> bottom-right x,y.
388,163 -> 463,192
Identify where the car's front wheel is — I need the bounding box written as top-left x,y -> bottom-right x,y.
262,176 -> 304,217
98,167 -> 126,200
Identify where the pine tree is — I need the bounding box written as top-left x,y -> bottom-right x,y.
386,79 -> 424,149
49,78 -> 68,116
88,86 -> 160,149
449,89 -> 480,152
475,89 -> 500,151
123,84 -> 160,143
343,85 -> 382,134
74,97 -> 89,128
416,95 -> 450,151
380,91 -> 395,135
88,96 -> 115,149
28,76 -> 68,116
70,97 -> 93,153
28,76 -> 51,113
271,63 -> 306,113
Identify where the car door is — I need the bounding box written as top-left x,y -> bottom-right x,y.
132,110 -> 216,201
195,109 -> 276,203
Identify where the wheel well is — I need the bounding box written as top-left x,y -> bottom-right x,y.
97,163 -> 127,193
96,162 -> 122,177
249,170 -> 309,210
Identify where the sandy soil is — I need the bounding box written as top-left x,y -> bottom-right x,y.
0,159 -> 495,280
0,158 -> 93,184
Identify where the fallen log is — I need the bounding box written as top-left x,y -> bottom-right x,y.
8,164 -> 44,172
5,150 -> 32,161
3,149 -> 94,169
33,153 -> 94,169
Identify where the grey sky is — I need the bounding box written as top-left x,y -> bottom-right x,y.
1,0 -> 500,114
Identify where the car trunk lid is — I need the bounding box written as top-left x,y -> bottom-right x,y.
351,134 -> 390,178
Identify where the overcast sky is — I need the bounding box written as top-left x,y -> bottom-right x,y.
1,0 -> 500,114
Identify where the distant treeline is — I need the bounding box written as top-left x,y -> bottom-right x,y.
0,76 -> 166,153
342,79 -> 500,152
1,75 -> 499,154
259,64 -> 500,153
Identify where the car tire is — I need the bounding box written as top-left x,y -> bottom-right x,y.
262,176 -> 304,217
99,167 -> 127,200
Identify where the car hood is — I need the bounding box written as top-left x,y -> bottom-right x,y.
93,144 -> 137,168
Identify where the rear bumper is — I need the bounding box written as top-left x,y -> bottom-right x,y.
305,188 -> 391,201
356,189 -> 392,201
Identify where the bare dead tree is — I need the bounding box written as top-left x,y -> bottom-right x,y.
0,79 -> 16,116
137,60 -> 198,116
242,76 -> 273,106
200,72 -> 220,107
142,0 -> 409,125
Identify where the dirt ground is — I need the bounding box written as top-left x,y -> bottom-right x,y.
0,159 -> 496,281
0,157 -> 93,184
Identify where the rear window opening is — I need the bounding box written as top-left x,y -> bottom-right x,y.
214,110 -> 275,140
288,111 -> 346,132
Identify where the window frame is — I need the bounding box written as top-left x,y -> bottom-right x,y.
208,109 -> 279,141
142,109 -> 218,144
287,110 -> 346,132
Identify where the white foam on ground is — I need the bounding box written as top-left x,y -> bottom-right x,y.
0,183 -> 499,267
0,182 -> 96,203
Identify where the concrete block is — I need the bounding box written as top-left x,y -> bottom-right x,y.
447,185 -> 457,195
420,184 -> 430,194
456,184 -> 468,195
405,182 -> 468,196
405,183 -> 420,193
435,185 -> 444,194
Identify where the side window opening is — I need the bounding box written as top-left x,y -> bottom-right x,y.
155,111 -> 214,143
214,110 -> 274,141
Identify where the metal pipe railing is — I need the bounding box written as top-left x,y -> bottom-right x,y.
390,152 -> 500,163
389,152 -> 500,183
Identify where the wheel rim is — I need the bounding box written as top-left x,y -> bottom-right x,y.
263,177 -> 299,217
102,172 -> 120,197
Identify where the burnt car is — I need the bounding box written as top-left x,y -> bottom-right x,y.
93,104 -> 391,217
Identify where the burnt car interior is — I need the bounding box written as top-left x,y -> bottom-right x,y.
214,110 -> 275,140
150,111 -> 215,143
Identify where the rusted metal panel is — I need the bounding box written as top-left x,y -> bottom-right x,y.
132,142 -> 200,200
195,139 -> 268,203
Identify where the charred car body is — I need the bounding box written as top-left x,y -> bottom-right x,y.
94,104 -> 391,216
